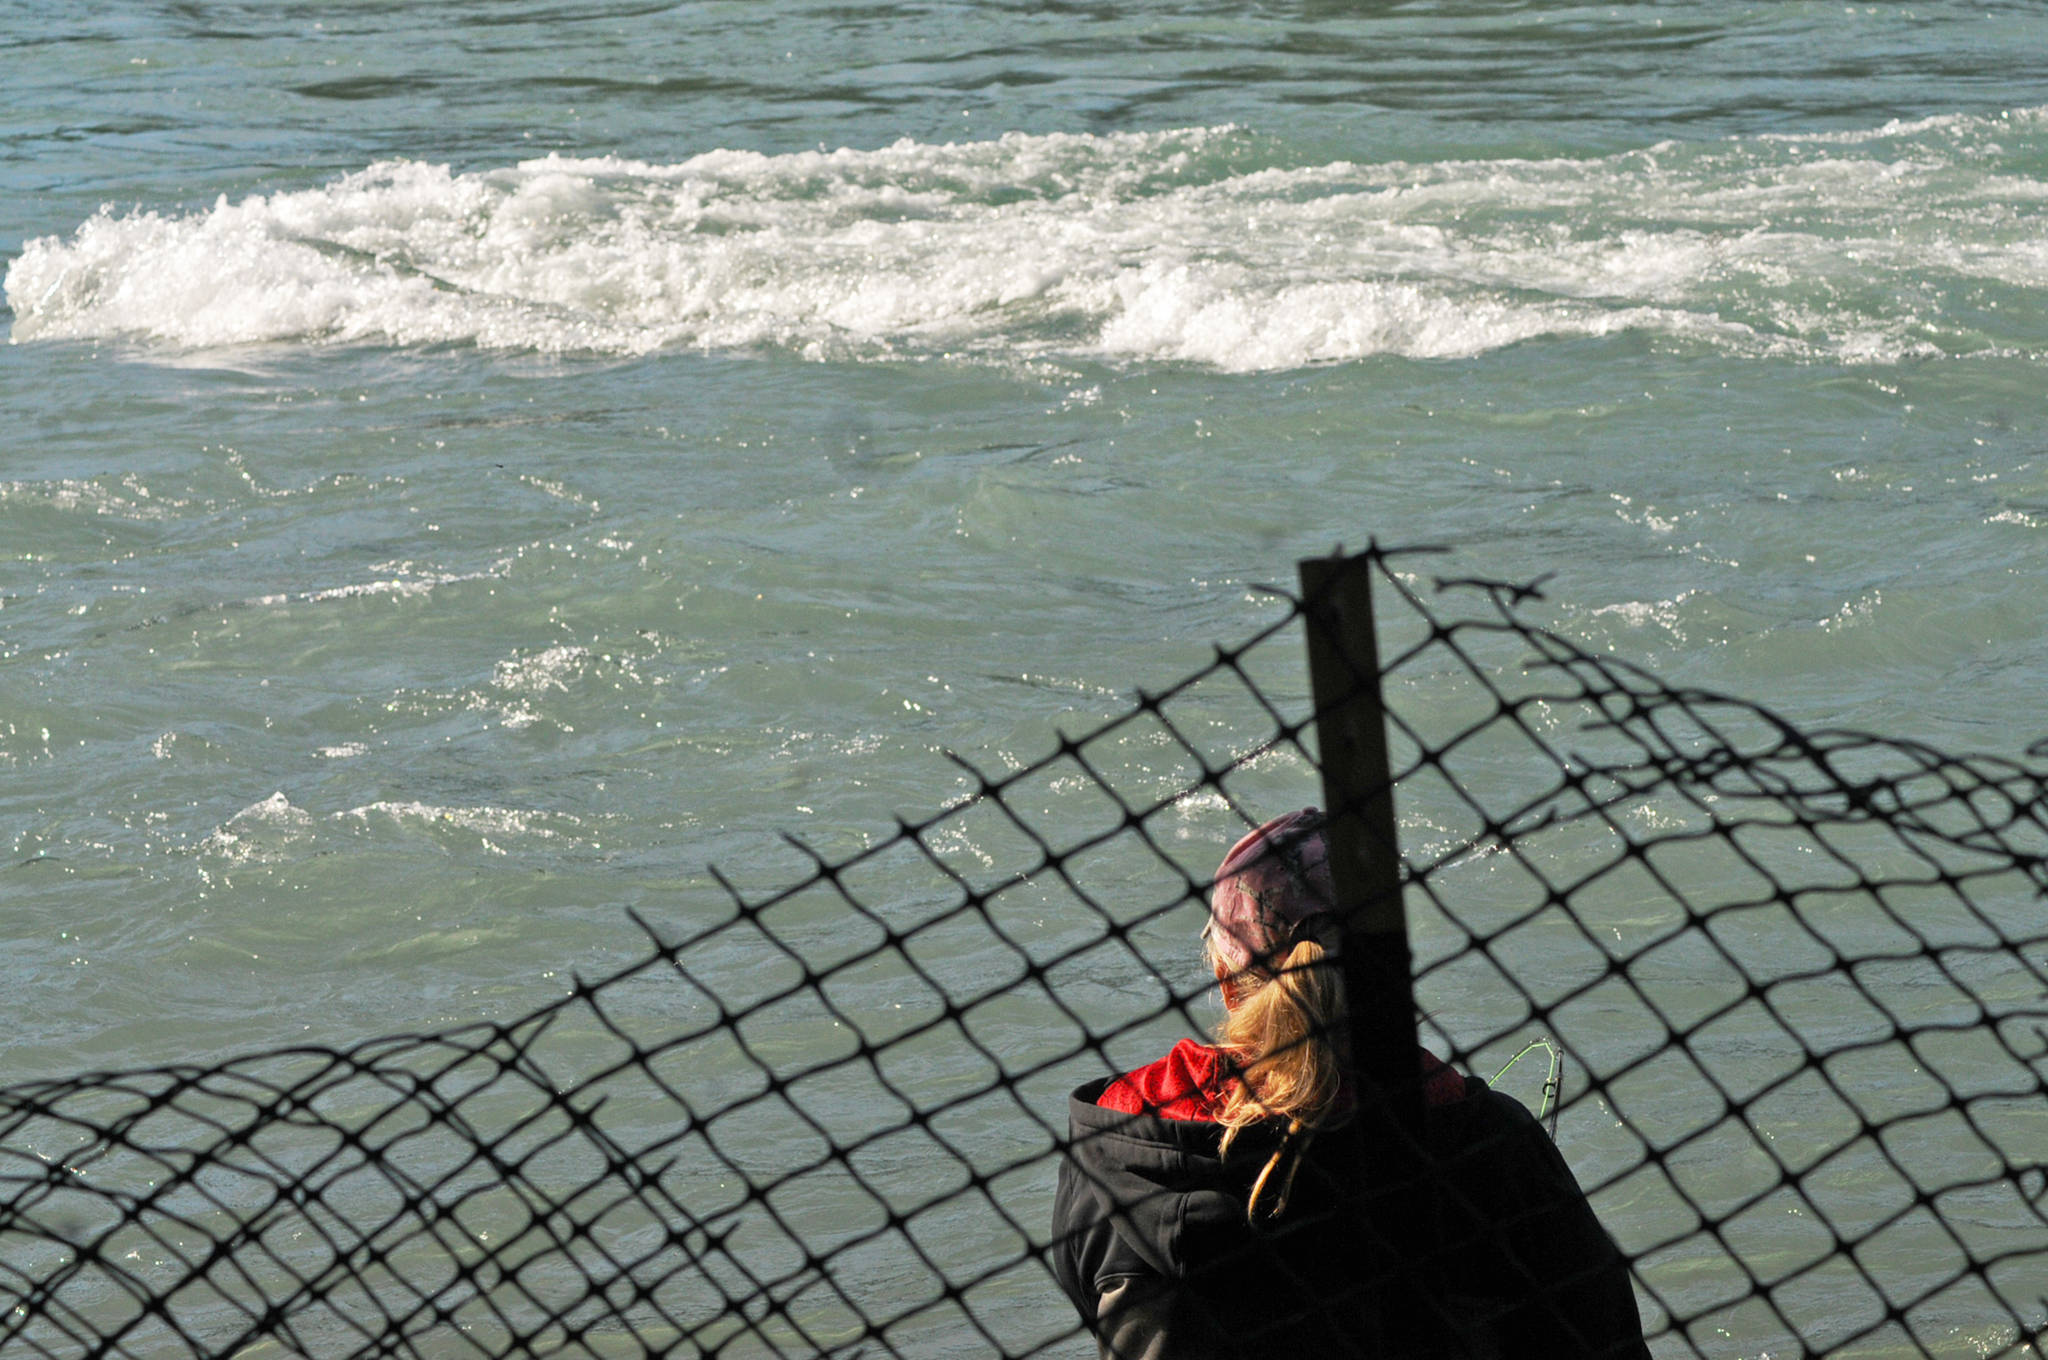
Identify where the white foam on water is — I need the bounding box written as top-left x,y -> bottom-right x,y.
0,475 -> 195,521
247,564 -> 506,611
1588,591 -> 1702,642
1756,106 -> 2048,146
199,791 -> 315,865
9,113 -> 2045,370
491,644 -> 593,694
1819,590 -> 1885,632
181,800 -> 586,902
198,795 -> 583,873
338,801 -> 580,840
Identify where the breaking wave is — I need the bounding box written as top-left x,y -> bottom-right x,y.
9,112 -> 2046,370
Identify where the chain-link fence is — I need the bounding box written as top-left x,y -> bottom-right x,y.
2,547 -> 2044,1358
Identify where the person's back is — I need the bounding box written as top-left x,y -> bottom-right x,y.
1049,810 -> 1651,1360
1056,1043 -> 1368,1359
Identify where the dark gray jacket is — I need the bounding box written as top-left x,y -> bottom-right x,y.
1051,1071 -> 1651,1360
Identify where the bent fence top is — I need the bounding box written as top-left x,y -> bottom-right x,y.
2,547 -> 2045,1359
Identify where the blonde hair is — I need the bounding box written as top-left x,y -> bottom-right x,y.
1209,919 -> 1348,1222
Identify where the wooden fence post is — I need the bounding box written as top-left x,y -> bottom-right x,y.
1299,549 -> 1422,1140
1299,549 -> 1429,1358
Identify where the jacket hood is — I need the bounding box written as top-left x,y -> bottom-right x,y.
1061,1076 -> 1241,1280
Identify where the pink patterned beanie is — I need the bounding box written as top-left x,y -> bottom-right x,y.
1206,808 -> 1334,976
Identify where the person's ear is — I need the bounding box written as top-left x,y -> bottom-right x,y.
1214,959 -> 1239,1011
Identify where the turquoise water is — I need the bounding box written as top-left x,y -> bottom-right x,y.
5,3 -> 2048,1353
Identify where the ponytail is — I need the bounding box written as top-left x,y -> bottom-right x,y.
1211,924 -> 1347,1223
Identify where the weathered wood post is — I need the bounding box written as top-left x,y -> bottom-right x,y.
1299,549 -> 1421,1137
1299,548 -> 1428,1355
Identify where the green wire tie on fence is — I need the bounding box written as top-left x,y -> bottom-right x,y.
1489,1038 -> 1564,1140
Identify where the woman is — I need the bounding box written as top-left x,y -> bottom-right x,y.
1051,809 -> 1650,1360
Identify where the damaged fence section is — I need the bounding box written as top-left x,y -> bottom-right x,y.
3,547 -> 2046,1358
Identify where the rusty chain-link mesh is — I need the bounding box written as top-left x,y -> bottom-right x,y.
3,546 -> 2044,1359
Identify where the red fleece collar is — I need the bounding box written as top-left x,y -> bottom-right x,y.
1098,1039 -> 1231,1121
1099,1040 -> 1470,1122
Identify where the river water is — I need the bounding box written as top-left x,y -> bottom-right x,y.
4,2 -> 2047,1355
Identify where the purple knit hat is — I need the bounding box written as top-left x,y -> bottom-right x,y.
1206,808 -> 1334,976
